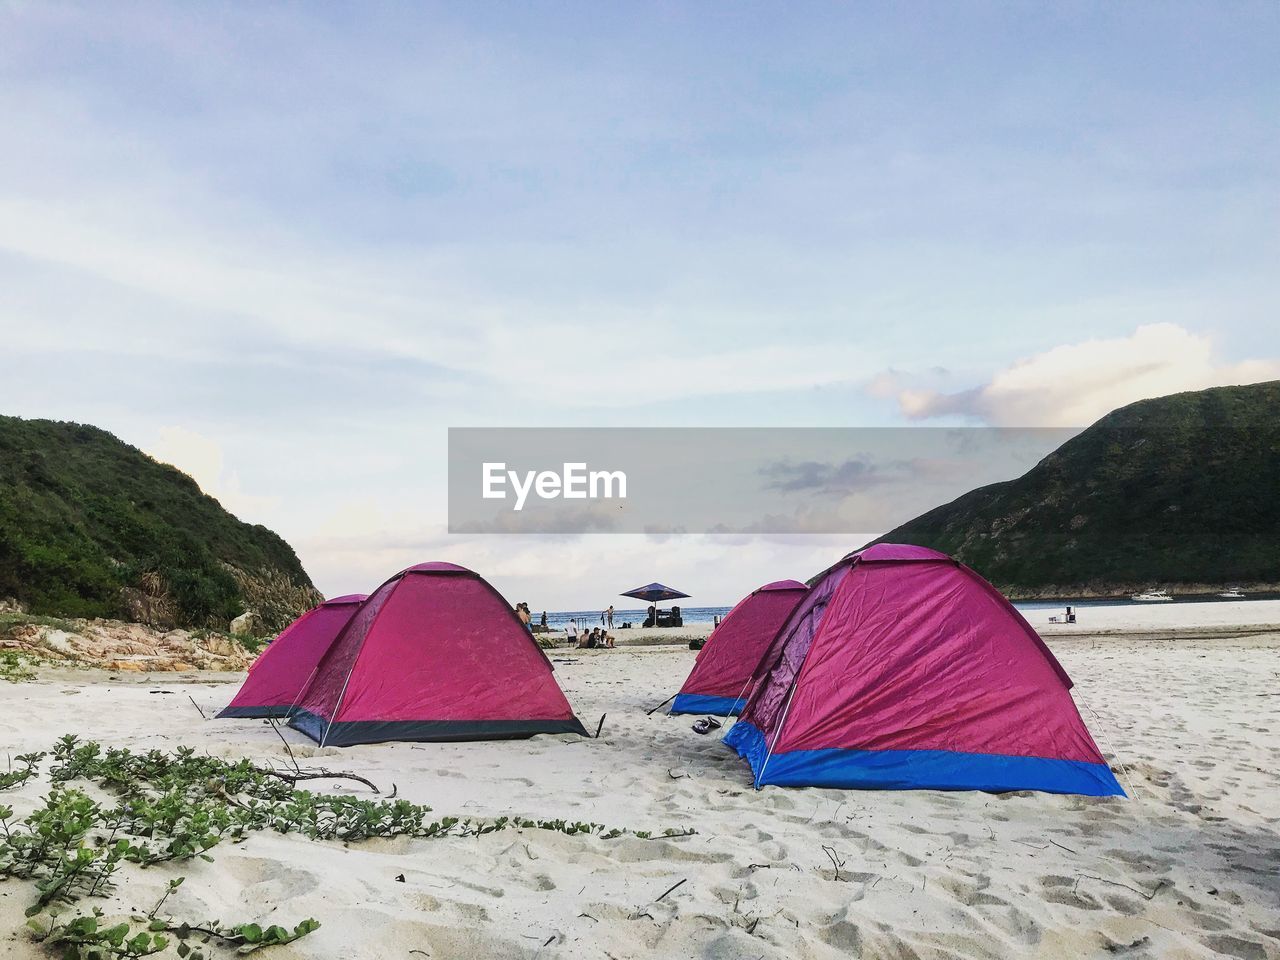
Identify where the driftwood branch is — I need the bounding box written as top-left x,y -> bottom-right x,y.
636,829 -> 696,841
253,766 -> 382,793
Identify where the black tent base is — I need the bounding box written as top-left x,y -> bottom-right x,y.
216,705 -> 294,720
287,710 -> 590,746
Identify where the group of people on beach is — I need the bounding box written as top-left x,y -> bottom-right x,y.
564,619 -> 615,648
519,601 -> 619,648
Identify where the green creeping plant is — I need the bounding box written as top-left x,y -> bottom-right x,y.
5,737 -> 693,957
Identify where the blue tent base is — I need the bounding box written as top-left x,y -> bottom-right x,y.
216,705 -> 294,720
670,693 -> 746,716
724,721 -> 1126,797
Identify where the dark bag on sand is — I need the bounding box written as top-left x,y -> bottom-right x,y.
688,639 -> 705,651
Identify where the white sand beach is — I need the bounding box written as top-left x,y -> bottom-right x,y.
2,601 -> 1278,960
1036,599 -> 1280,637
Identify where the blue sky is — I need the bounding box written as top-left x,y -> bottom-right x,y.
1,2 -> 1276,606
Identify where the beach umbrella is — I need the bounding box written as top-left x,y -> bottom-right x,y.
621,582 -> 691,604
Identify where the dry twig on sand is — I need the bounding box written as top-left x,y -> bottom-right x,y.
655,878 -> 687,902
1074,875 -> 1168,901
821,845 -> 846,881
267,719 -> 301,773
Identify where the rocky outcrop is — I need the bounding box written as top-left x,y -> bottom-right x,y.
0,617 -> 256,672
229,611 -> 258,636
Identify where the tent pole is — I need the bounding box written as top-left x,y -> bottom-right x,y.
720,673 -> 760,736
756,681 -> 799,790
320,655 -> 360,748
284,664 -> 322,722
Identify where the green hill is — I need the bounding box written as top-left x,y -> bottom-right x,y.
873,381 -> 1280,597
0,415 -> 321,630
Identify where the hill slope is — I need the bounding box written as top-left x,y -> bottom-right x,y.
874,381 -> 1280,597
0,415 -> 321,630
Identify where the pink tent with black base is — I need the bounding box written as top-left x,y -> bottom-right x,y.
217,593 -> 366,720
724,544 -> 1124,796
670,580 -> 807,716
289,562 -> 588,746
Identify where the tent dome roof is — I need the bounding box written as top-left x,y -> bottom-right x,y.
853,543 -> 951,563
402,561 -> 473,575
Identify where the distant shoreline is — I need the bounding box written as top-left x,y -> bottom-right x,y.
537,591 -> 1280,631
1005,585 -> 1280,603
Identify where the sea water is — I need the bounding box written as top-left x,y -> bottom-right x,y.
536,593 -> 1280,631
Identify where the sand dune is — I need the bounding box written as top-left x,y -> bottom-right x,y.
2,628 -> 1278,959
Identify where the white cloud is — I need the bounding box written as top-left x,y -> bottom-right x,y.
148,426 -> 280,523
293,525 -> 854,608
894,323 -> 1280,426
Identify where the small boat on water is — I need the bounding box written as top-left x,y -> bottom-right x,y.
1131,589 -> 1173,602
1218,587 -> 1245,599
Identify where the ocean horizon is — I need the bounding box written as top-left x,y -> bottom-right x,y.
536,592 -> 1280,631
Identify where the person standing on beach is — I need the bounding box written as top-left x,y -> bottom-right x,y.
604,605 -> 614,629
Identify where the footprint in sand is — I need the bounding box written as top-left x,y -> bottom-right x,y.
1201,934 -> 1270,960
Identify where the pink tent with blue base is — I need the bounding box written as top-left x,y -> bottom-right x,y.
670,580 -> 807,716
289,562 -> 588,746
218,593 -> 367,720
724,544 -> 1124,796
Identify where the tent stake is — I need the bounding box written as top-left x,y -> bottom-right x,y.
594,714 -> 607,738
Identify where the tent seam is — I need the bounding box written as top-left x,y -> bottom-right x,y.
320,575 -> 406,747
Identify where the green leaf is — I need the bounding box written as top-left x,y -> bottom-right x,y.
127,931 -> 155,952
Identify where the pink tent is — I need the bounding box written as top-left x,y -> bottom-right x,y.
724,544 -> 1124,796
670,580 -> 807,716
289,562 -> 587,746
217,594 -> 366,720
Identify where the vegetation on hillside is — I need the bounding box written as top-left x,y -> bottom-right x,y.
0,416 -> 319,630
874,381 -> 1280,596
